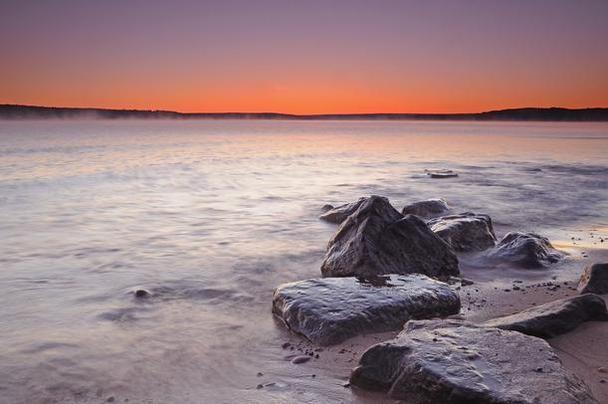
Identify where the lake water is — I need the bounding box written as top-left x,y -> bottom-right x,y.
1,120 -> 607,403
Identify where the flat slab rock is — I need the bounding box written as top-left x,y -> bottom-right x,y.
484,294 -> 608,338
321,195 -> 459,278
485,232 -> 563,268
272,274 -> 460,346
350,319 -> 597,404
401,198 -> 450,218
319,197 -> 367,224
427,212 -> 496,252
578,262 -> 608,294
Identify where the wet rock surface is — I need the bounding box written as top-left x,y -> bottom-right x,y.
485,232 -> 564,268
321,196 -> 459,278
319,197 -> 367,224
272,274 -> 460,346
350,319 -> 597,404
484,294 -> 608,338
578,263 -> 608,294
427,212 -> 496,252
401,198 -> 450,218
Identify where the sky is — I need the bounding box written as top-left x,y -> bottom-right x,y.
1,0 -> 607,114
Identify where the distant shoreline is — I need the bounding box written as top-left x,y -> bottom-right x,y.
1,104 -> 608,122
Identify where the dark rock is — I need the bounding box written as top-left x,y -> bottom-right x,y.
321,196 -> 459,278
425,169 -> 458,179
484,294 -> 608,338
485,232 -> 564,268
319,197 -> 367,224
272,274 -> 460,346
350,319 -> 596,403
320,204 -> 334,213
401,199 -> 449,219
578,263 -> 608,294
427,212 -> 496,252
134,289 -> 151,298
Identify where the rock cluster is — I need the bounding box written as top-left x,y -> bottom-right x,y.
320,196 -> 459,278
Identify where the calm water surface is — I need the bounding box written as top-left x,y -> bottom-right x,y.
0,120 -> 607,403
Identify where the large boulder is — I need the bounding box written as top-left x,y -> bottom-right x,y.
427,212 -> 496,252
485,232 -> 563,268
320,196 -> 459,278
319,197 -> 367,224
402,198 -> 450,218
272,274 -> 460,346
484,294 -> 608,338
578,262 -> 608,294
350,319 -> 597,404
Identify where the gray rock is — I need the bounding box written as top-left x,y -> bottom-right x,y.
427,212 -> 496,252
319,197 -> 367,224
401,198 -> 449,218
321,196 -> 459,278
485,232 -> 563,268
484,294 -> 608,338
350,319 -> 597,404
272,274 -> 460,346
320,204 -> 334,213
578,262 -> 608,294
425,169 -> 458,179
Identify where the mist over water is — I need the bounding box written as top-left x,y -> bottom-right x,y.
0,120 -> 607,403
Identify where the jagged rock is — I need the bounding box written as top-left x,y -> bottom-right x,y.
272,275 -> 460,346
484,294 -> 608,338
401,199 -> 450,218
427,212 -> 496,252
485,232 -> 563,268
350,319 -> 596,404
319,197 -> 367,224
320,196 -> 459,278
578,263 -> 608,294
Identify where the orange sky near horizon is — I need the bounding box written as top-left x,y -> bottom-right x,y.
1,1 -> 607,114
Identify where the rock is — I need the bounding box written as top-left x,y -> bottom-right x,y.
484,294 -> 608,338
319,197 -> 367,224
578,262 -> 608,294
134,289 -> 151,298
272,274 -> 460,346
291,355 -> 311,364
350,319 -> 596,403
401,198 -> 450,218
321,196 -> 459,278
485,232 -> 563,268
425,169 -> 458,179
427,212 -> 496,252
320,204 -> 334,213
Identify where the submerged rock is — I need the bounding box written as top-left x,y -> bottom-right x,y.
485,232 -> 563,268
425,169 -> 459,179
350,319 -> 596,403
401,198 -> 449,218
427,212 -> 496,252
578,262 -> 608,294
272,274 -> 460,346
319,197 -> 367,224
321,196 -> 459,278
320,204 -> 334,213
134,289 -> 151,298
484,294 -> 608,338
